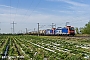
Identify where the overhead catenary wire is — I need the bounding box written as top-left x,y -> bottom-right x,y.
11,0 -> 88,24
10,0 -> 11,21
14,0 -> 19,21
23,0 -> 34,16
14,0 -> 42,33
25,0 -> 42,21
19,0 -> 34,21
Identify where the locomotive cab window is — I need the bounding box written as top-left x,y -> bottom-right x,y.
70,27 -> 74,31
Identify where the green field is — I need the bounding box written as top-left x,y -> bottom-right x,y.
0,35 -> 90,60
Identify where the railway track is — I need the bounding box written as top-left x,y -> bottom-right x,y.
28,33 -> 90,38
38,35 -> 90,39
60,36 -> 90,39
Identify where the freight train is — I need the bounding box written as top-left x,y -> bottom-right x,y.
29,26 -> 75,36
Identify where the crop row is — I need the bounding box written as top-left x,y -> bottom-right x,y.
0,35 -> 90,60
15,35 -> 90,60
0,36 -> 9,59
0,36 -> 25,60
15,37 -> 52,60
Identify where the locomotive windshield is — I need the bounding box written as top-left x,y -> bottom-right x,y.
70,27 -> 74,31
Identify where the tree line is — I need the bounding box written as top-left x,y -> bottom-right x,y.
75,21 -> 90,34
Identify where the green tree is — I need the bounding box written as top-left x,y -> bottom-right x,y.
75,27 -> 79,34
80,21 -> 90,34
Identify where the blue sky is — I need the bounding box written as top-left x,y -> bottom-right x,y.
0,0 -> 90,33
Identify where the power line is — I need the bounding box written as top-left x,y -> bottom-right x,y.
26,0 -> 42,20
19,0 -> 34,22
10,0 -> 11,21
14,0 -> 19,21
48,23 -> 56,28
23,0 -> 34,16
65,22 -> 69,26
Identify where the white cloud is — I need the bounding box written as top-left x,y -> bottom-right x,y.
60,0 -> 88,7
46,0 -> 89,7
46,0 -> 90,17
0,4 -> 14,8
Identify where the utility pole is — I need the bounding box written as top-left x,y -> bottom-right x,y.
50,23 -> 56,28
34,28 -> 35,32
11,21 -> 16,34
0,22 -> 1,30
21,30 -> 22,33
26,28 -> 28,34
11,27 -> 13,34
0,22 -> 1,34
65,22 -> 69,26
52,23 -> 54,28
55,24 -> 56,28
37,23 -> 39,36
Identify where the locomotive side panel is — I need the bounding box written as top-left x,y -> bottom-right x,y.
55,29 -> 62,35
62,28 -> 68,34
